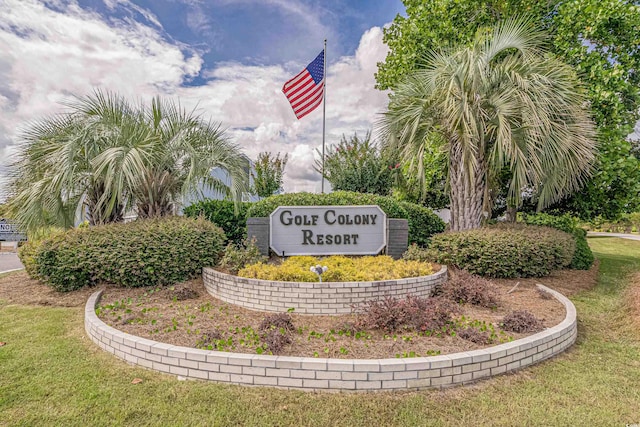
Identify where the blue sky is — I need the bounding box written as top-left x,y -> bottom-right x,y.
0,0 -> 406,198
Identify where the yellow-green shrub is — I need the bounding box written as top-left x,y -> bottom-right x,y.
18,227 -> 65,279
238,255 -> 434,282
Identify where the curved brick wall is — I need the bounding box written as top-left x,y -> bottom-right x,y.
85,284 -> 577,392
202,266 -> 448,314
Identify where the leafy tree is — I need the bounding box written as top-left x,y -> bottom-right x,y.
380,18 -> 596,231
316,132 -> 396,196
377,0 -> 640,219
250,152 -> 288,198
8,91 -> 249,231
387,136 -> 449,209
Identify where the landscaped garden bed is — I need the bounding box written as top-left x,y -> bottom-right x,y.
11,214 -> 597,391
95,270 -> 566,359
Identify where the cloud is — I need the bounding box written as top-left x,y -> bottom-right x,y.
0,0 -> 390,200
102,0 -> 164,29
183,27 -> 389,193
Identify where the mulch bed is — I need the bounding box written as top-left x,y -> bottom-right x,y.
0,264 -> 599,359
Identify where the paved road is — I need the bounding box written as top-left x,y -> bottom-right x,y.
588,232 -> 640,241
0,253 -> 24,273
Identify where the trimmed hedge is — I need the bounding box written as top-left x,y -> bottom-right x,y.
34,216 -> 225,292
18,238 -> 44,279
519,212 -> 594,270
18,228 -> 66,280
247,191 -> 408,219
429,224 -> 576,278
399,201 -> 445,247
247,191 -> 444,245
183,199 -> 251,244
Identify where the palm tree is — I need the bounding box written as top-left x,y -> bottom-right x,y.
8,91 -> 249,231
379,18 -> 596,231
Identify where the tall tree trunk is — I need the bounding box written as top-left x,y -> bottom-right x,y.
135,169 -> 178,219
448,148 -> 486,231
85,181 -> 124,226
505,205 -> 517,222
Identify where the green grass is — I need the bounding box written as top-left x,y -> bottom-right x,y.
1,237 -> 639,426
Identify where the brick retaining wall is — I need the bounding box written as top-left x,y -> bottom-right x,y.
202,266 -> 448,315
85,284 -> 577,392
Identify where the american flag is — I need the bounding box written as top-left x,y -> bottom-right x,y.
282,50 -> 325,120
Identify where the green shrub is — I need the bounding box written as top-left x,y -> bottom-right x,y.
585,212 -> 640,233
247,191 -> 446,244
429,224 -> 575,278
402,243 -> 436,262
183,199 -> 251,244
571,236 -> 595,270
35,216 -> 225,292
219,237 -> 267,274
519,212 -> 594,270
246,191 -> 408,220
398,201 -> 445,247
18,239 -> 44,279
18,228 -> 65,279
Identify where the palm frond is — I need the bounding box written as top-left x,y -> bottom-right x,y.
377,15 -> 596,229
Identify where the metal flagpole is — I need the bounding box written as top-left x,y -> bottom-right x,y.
321,39 -> 327,194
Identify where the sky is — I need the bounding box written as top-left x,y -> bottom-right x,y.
0,0 -> 407,200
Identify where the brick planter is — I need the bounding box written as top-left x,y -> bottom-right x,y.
202,266 -> 448,315
85,284 -> 577,392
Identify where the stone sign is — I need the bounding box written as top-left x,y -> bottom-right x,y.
0,219 -> 27,241
269,205 -> 386,256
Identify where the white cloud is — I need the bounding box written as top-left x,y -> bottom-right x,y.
0,0 -> 390,200
103,0 -> 164,29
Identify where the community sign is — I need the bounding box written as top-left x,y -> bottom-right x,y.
0,219 -> 27,241
269,206 -> 386,256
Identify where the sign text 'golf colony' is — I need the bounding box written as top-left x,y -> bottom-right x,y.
269,206 -> 387,256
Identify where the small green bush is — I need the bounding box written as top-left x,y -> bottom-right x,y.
246,191 -> 408,220
519,212 -> 594,270
402,243 -> 436,262
219,237 -> 267,274
18,228 -> 65,279
587,212 -> 640,233
35,216 -> 226,292
398,201 -> 445,247
18,239 -> 44,279
429,224 -> 575,278
183,199 -> 251,244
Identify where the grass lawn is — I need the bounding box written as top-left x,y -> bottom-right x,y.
1,237 -> 639,426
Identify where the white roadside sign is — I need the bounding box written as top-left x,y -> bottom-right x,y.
269,205 -> 386,256
0,219 -> 27,242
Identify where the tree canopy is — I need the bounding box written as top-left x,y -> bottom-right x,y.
380,17 -> 597,230
315,132 -> 396,196
250,152 -> 288,198
8,91 -> 249,231
377,0 -> 640,219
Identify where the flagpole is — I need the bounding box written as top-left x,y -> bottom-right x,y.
321,39 -> 327,194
